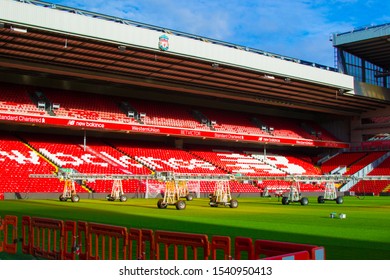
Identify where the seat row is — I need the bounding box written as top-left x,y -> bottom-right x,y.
0,82 -> 339,141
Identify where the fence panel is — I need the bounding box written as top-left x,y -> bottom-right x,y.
64,220 -> 77,260
2,215 -> 18,254
30,217 -> 65,260
77,221 -> 88,260
234,236 -> 254,260
87,222 -> 128,260
210,235 -> 231,260
141,229 -> 155,260
3,215 -> 326,261
263,250 -> 310,260
155,230 -> 209,260
0,216 -> 3,253
254,240 -> 325,260
21,216 -> 31,255
127,228 -> 142,260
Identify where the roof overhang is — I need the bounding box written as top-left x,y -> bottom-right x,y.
0,0 -> 389,116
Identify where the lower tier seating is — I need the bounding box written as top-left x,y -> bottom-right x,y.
1,132 -> 389,198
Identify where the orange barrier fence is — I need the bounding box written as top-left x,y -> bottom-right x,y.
64,220 -> 77,260
30,217 -> 65,259
234,236 -> 254,260
210,235 -> 231,260
141,229 -> 155,260
263,250 -> 310,260
1,215 -> 326,260
155,230 -> 209,260
254,239 -> 325,260
0,215 -> 18,254
87,222 -> 128,260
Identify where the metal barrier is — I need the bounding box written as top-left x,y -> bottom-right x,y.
0,215 -> 18,254
210,235 -> 231,260
30,217 -> 65,259
87,222 -> 128,260
4,215 -> 326,260
128,228 -> 142,260
64,220 -> 77,260
21,216 -> 31,255
254,239 -> 325,260
155,230 -> 209,260
141,229 -> 155,260
76,221 -> 88,260
0,216 -> 3,253
234,236 -> 254,260
263,250 -> 310,260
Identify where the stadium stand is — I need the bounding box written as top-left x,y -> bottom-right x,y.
349,156 -> 390,195
0,133 -> 82,197
0,0 -> 389,201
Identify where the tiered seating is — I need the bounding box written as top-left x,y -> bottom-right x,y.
320,152 -> 367,174
349,156 -> 390,194
24,134 -> 147,193
189,147 -> 323,193
302,121 -> 340,141
111,141 -> 229,194
248,151 -> 323,192
197,108 -> 266,135
0,134 -> 72,196
256,115 -> 312,139
344,151 -> 387,175
78,140 -> 152,193
0,83 -> 46,116
110,141 -> 225,174
190,148 -> 285,176
127,99 -> 208,129
43,89 -> 134,123
0,82 -> 344,145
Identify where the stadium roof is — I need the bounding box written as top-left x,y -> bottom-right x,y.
332,23 -> 390,71
0,0 -> 389,116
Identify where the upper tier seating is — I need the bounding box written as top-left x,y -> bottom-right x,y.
0,83 -> 46,116
197,108 -> 267,135
43,89 -> 134,123
126,99 -> 208,129
254,115 -> 313,139
0,82 -> 342,144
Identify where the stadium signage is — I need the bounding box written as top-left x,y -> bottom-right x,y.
0,112 -> 349,149
180,130 -> 201,136
158,34 -> 169,51
0,113 -> 45,124
214,133 -> 244,140
67,120 -> 104,128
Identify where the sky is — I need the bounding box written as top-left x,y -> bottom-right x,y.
48,0 -> 390,67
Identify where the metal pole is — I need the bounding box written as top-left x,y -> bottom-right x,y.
83,130 -> 86,151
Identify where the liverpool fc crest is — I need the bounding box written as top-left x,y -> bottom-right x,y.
158,34 -> 169,51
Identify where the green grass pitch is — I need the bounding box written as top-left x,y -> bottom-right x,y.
1,196 -> 389,260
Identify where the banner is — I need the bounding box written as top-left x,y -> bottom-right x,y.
0,112 -> 349,148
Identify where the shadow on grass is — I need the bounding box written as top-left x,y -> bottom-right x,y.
1,198 -> 389,260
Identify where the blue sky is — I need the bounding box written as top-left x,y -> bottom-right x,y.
48,0 -> 390,67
